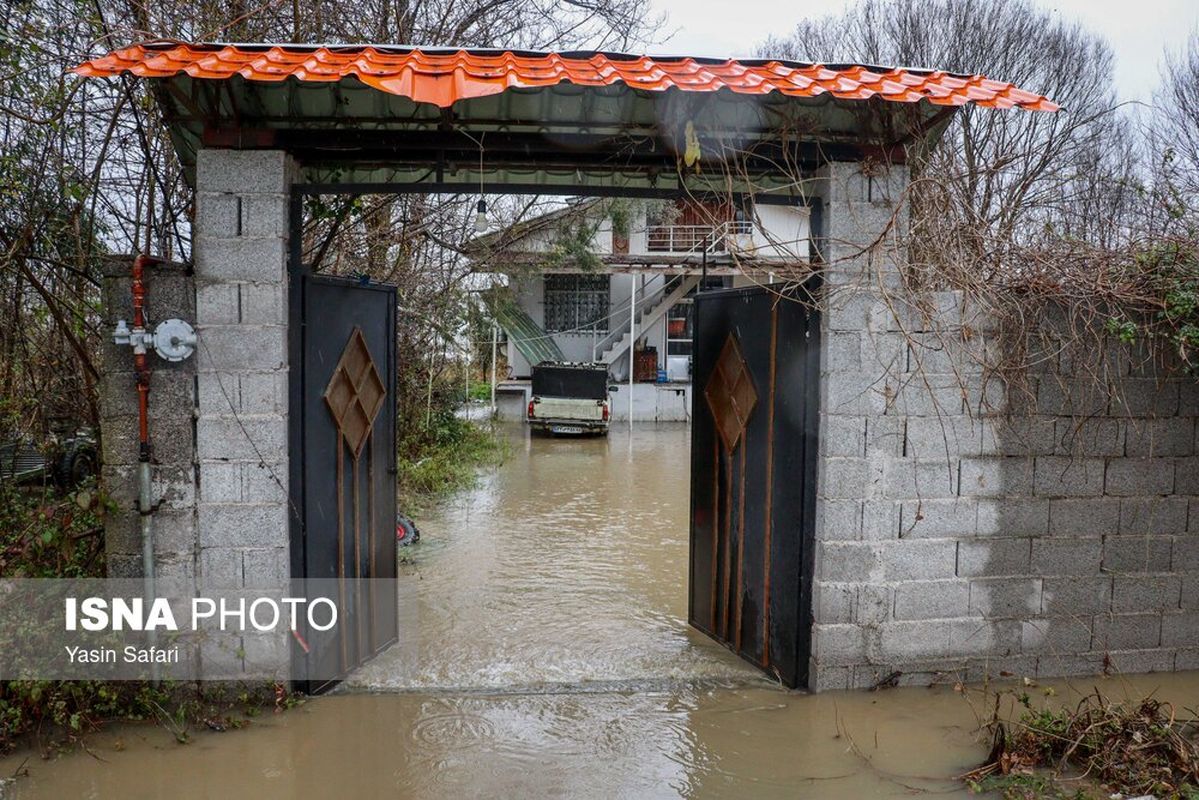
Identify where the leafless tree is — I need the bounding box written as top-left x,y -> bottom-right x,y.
760,0 -> 1129,255
0,0 -> 661,448
755,0 -> 1199,380
1147,32 -> 1199,235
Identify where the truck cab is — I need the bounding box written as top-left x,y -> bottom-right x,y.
526,362 -> 612,435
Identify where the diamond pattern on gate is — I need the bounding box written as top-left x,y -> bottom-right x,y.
324,328 -> 386,458
704,333 -> 757,452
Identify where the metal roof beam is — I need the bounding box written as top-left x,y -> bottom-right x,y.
294,181 -> 818,206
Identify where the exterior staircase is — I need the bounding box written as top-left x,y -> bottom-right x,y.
596,275 -> 700,365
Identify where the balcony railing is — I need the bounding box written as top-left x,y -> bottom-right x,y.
644,222 -> 753,254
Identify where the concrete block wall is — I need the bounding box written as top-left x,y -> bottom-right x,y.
99,258 -> 198,585
810,160 -> 1199,690
99,150 -> 295,678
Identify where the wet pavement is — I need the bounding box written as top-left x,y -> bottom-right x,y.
8,423 -> 1198,798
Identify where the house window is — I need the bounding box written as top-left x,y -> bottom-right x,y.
544,274 -> 610,333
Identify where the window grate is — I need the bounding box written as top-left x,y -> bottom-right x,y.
544,274 -> 610,333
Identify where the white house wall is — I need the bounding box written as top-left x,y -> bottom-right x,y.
503,204 -> 807,261
499,200 -> 811,381
627,218 -> 647,254
606,273 -> 670,381
750,205 -> 811,260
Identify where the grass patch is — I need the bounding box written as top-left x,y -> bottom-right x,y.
0,681 -> 302,756
967,772 -> 1092,799
464,381 -> 494,402
396,410 -> 505,510
965,685 -> 1199,799
0,486 -> 302,757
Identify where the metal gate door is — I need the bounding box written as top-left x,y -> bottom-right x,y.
290,274 -> 398,693
689,284 -> 819,688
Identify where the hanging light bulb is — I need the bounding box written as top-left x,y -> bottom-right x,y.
474,198 -> 488,232
473,133 -> 489,233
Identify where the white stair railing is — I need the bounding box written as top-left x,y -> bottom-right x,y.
596,275 -> 700,365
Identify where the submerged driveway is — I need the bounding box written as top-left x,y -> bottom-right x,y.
346,423 -> 765,692
3,423 -> 1008,798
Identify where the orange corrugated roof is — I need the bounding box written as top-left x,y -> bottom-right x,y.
74,41 -> 1060,112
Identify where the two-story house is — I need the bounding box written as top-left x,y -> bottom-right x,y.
471,197 -> 811,420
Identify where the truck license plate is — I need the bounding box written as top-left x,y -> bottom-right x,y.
551,425 -> 584,434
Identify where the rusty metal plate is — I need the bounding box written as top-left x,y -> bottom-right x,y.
323,327 -> 387,458
703,333 -> 758,452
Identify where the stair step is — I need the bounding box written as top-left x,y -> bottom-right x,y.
598,275 -> 701,365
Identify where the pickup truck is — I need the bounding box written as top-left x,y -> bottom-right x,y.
526,362 -> 612,436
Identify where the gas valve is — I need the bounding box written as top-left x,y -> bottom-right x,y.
113,319 -> 155,355
151,319 -> 197,362
114,318 -> 197,362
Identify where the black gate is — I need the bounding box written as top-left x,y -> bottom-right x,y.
689,284 -> 819,688
290,274 -> 398,693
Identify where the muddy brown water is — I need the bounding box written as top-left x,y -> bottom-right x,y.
4,424 -> 1198,798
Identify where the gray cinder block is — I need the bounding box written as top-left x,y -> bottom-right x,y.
969,577 -> 1043,618
1092,613 -> 1162,651
198,503 -> 290,550
899,498 -> 977,538
1118,497 -> 1189,536
1103,535 -> 1174,573
893,580 -> 970,620
1040,576 -> 1112,616
1111,574 -> 1181,612
1125,418 -> 1195,457
1105,458 -> 1176,497
959,457 -> 1034,498
196,149 -> 293,194
196,415 -> 287,463
957,537 -> 1031,577
880,539 -> 957,581
1031,537 -> 1102,576
1048,498 -> 1121,536
1034,456 -> 1106,497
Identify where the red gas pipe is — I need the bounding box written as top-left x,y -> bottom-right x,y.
131,254 -> 153,461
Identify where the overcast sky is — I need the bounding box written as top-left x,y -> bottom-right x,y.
646,0 -> 1198,104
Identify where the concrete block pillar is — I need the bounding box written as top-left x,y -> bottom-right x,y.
193,149 -> 295,594
810,160 -> 913,690
97,151 -> 295,678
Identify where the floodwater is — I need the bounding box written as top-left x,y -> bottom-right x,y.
6,423 -> 1199,798
348,424 -> 763,691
